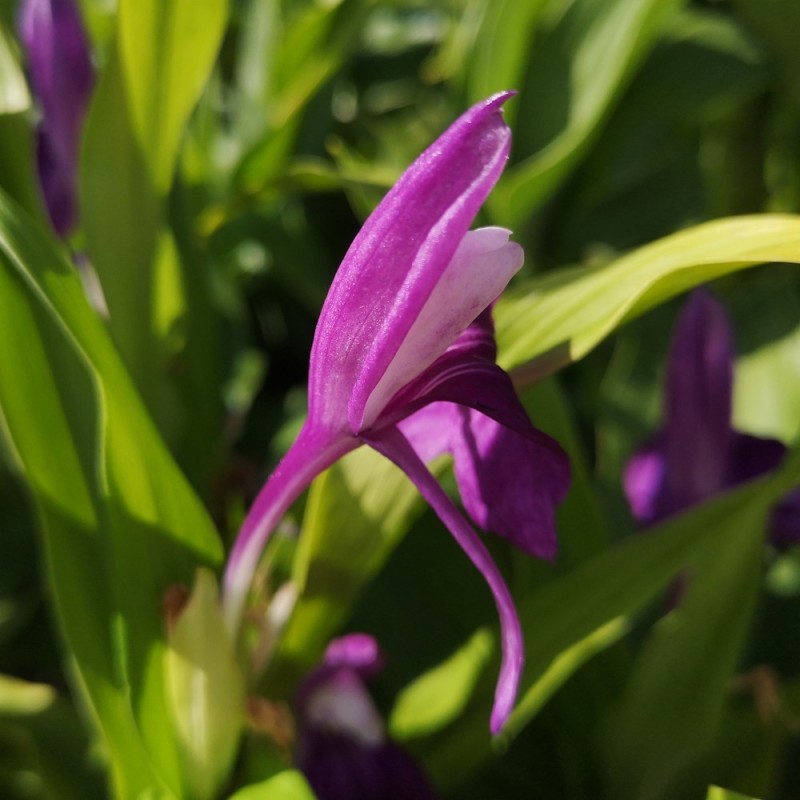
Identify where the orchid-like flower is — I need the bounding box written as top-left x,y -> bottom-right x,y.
624,289 -> 800,546
295,634 -> 437,800
18,0 -> 94,236
223,93 -> 570,733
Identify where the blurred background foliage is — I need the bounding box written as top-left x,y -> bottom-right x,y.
1,0 -> 800,797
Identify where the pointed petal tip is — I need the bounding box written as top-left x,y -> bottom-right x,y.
489,694 -> 512,736
472,91 -> 516,128
484,90 -> 517,107
489,645 -> 523,736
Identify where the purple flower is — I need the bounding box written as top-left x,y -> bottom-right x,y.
222,93 -> 570,733
294,634 -> 437,800
18,0 -> 94,237
624,289 -> 800,547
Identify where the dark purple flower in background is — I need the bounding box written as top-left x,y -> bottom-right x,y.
624,289 -> 800,546
18,0 -> 94,237
295,634 -> 437,800
223,93 -> 571,734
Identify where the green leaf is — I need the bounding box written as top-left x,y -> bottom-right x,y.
496,215 -> 800,381
0,21 -> 30,115
0,675 -> 54,716
727,268 -> 800,443
0,112 -> 44,225
0,191 -> 222,797
0,21 -> 44,223
730,0 -> 800,102
228,771 -> 317,800
706,786 -> 762,800
233,0 -> 375,193
466,0 -> 549,105
118,0 -> 229,192
390,629 -> 495,739
491,0 -> 685,225
165,569 -> 244,799
408,450 -> 799,788
601,493 -> 768,799
79,40 -> 163,415
0,677 -> 105,799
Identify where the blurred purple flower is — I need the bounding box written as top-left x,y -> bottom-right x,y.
295,634 -> 437,800
624,289 -> 800,547
18,0 -> 94,236
223,93 -> 570,733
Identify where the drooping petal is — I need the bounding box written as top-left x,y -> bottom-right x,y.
360,227 -> 524,430
400,401 -> 567,559
19,0 -> 94,235
222,424 -> 357,632
364,426 -> 524,734
307,93 -> 514,433
390,311 -> 570,557
662,289 -> 734,508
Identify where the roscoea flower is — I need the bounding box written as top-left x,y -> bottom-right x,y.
223,93 -> 571,733
624,289 -> 800,546
295,634 -> 437,800
18,0 -> 94,236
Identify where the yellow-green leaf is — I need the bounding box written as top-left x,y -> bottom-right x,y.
497,215 -> 800,381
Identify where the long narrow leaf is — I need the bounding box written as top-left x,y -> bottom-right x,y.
0,192 -> 222,796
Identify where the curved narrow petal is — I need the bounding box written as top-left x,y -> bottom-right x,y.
223,424 -> 356,633
385,310 -> 570,556
359,227 -> 524,430
365,426 -> 524,734
400,399 -> 568,559
663,289 -> 734,507
307,93 -> 514,432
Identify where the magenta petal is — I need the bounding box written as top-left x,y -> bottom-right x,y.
450,406 -> 565,559
365,426 -> 524,734
307,93 -> 514,433
222,424 -> 357,631
324,633 -> 385,678
393,312 -> 570,557
296,634 -> 437,800
623,436 -> 667,525
401,400 -> 567,559
19,0 -> 94,236
663,289 -> 735,506
360,227 -> 523,429
624,290 -> 800,544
